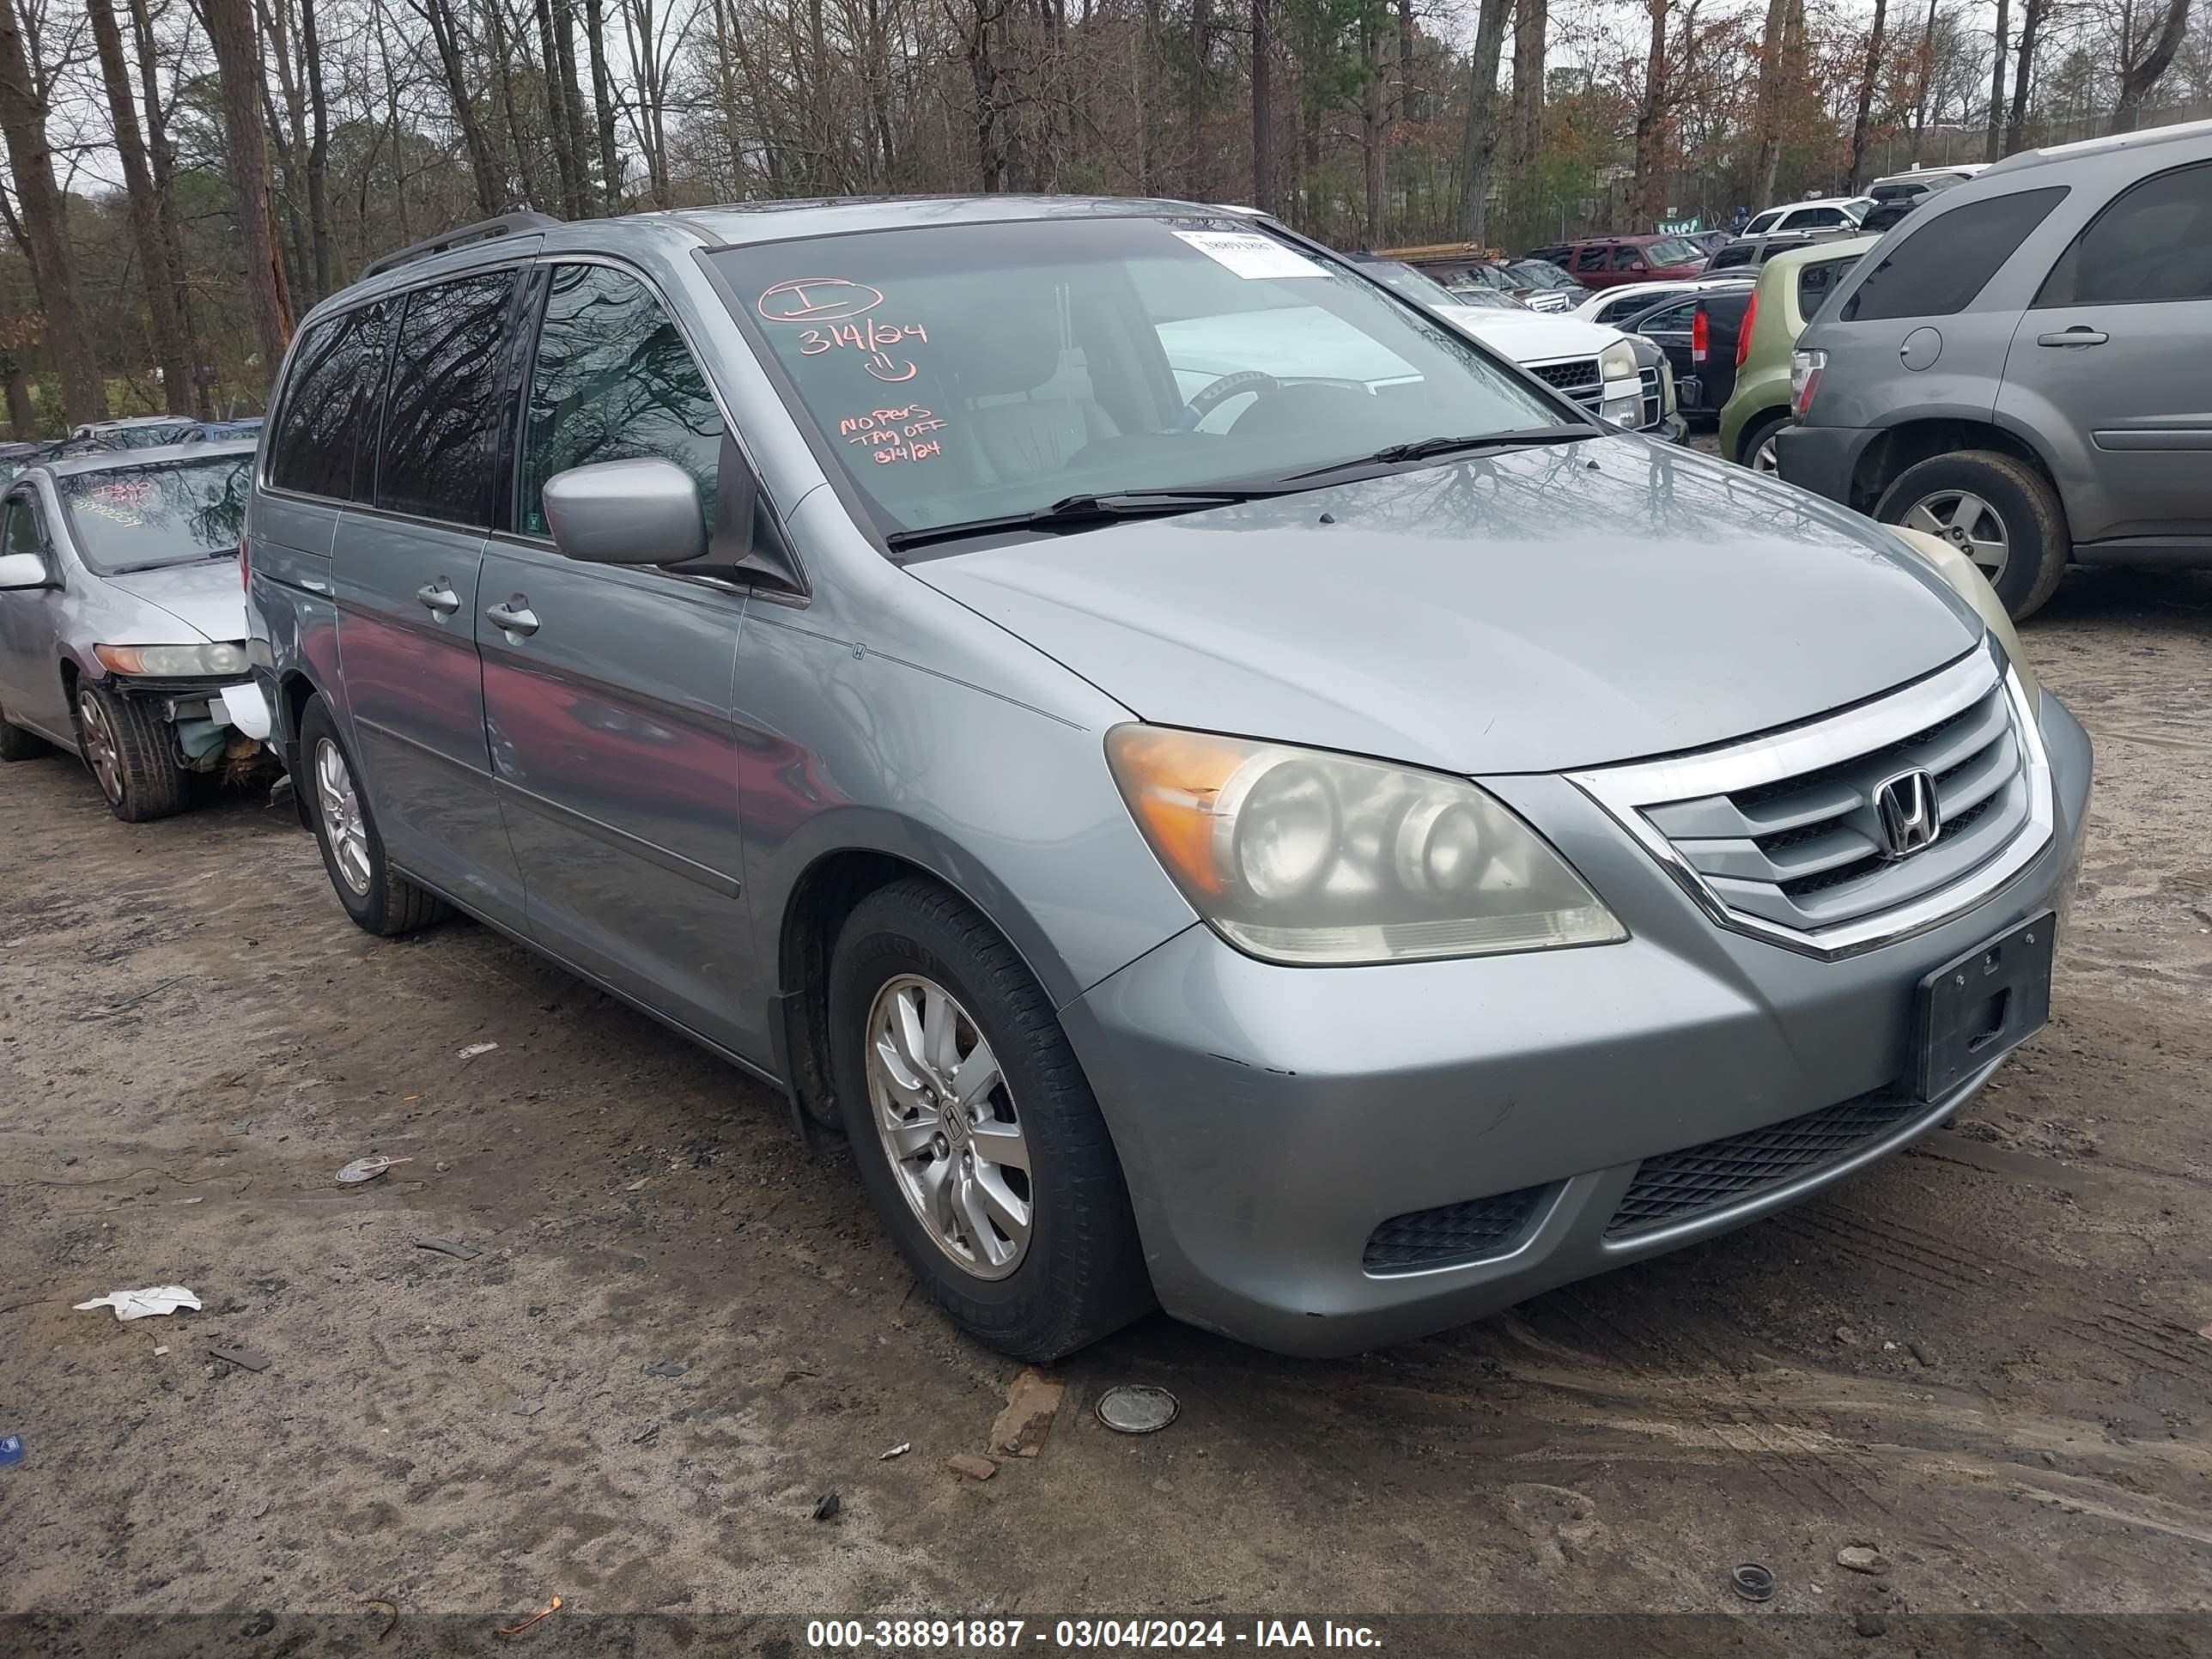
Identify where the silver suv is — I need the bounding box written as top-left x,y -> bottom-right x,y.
248,198 -> 2091,1360
1778,118 -> 2212,618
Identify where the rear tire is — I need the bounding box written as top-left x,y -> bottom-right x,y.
73,679 -> 189,822
1735,407 -> 1788,473
297,693 -> 448,937
828,878 -> 1153,1361
1875,449 -> 2069,622
0,703 -> 52,762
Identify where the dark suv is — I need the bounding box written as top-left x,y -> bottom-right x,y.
1778,117 -> 2212,618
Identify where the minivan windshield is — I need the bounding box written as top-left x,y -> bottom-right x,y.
58,454 -> 250,575
710,216 -> 1574,545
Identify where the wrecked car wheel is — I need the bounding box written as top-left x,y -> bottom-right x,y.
828,877 -> 1153,1362
298,693 -> 449,937
73,679 -> 188,822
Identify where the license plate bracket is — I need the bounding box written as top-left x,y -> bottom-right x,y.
1912,911 -> 2055,1102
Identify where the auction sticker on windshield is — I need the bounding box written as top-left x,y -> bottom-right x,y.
1170,231 -> 1324,280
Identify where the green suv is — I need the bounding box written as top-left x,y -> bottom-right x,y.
1719,235 -> 1877,470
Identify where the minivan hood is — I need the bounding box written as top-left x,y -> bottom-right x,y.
915,441 -> 1984,775
100,561 -> 246,643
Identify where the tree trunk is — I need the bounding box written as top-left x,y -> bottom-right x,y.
129,0 -> 210,413
1250,0 -> 1273,210
1629,0 -> 1669,231
1455,0 -> 1514,240
0,1 -> 106,422
88,0 -> 192,415
414,0 -> 504,214
1910,0 -> 1938,147
1750,0 -> 1788,206
552,0 -> 593,211
2003,0 -> 2045,154
204,0 -> 296,376
484,0 -> 542,207
2113,0 -> 2190,132
1846,0 -> 1887,190
1,355 -> 31,435
1984,0 -> 2008,161
584,0 -> 623,206
535,0 -> 584,213
1361,16 -> 1385,246
1186,0 -> 1209,198
1510,0 -> 1546,172
301,0 -> 332,293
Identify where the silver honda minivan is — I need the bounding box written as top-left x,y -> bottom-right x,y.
246,198 -> 2092,1360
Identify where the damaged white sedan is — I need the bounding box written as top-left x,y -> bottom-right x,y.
0,440 -> 276,820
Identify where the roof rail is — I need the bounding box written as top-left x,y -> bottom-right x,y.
360,210 -> 562,280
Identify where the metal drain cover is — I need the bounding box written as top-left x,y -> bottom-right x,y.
1095,1384 -> 1179,1434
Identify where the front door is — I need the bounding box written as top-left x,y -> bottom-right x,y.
481,261 -> 755,1053
2000,158 -> 2212,551
0,489 -> 68,738
331,268 -> 528,929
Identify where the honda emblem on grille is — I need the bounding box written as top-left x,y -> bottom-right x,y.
1873,769 -> 1941,859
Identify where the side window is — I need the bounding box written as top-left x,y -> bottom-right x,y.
1790,207 -> 1844,229
1637,301 -> 1697,331
1840,186 -> 2067,321
270,305 -> 390,501
1744,210 -> 1780,235
2035,162 -> 2212,307
1711,246 -> 1753,270
1796,256 -> 1858,320
374,272 -> 515,526
3,495 -> 45,562
1574,246 -> 1606,272
1611,246 -> 1643,270
519,264 -> 724,539
1597,293 -> 1654,324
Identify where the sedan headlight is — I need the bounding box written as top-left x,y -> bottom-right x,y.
94,641 -> 250,678
1887,526 -> 2042,720
1105,726 -> 1626,965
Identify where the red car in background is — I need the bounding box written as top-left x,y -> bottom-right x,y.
1551,234 -> 1711,290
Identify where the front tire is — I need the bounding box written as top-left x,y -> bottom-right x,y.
1876,449 -> 2069,622
828,878 -> 1152,1361
297,694 -> 448,937
73,679 -> 188,821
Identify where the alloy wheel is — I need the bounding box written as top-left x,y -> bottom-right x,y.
1903,489 -> 2009,582
313,737 -> 373,896
1751,433 -> 1780,473
77,690 -> 124,804
866,973 -> 1034,1279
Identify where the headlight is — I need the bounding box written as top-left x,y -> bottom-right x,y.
94,641 -> 250,678
1887,526 -> 2042,720
1105,726 -> 1626,965
1596,341 -> 1643,427
1598,340 -> 1640,383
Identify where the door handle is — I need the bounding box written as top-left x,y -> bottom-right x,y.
485,599 -> 539,637
2036,327 -> 2108,347
415,580 -> 460,616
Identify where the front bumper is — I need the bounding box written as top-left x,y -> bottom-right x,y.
1060,691 -> 2093,1358
1773,421 -> 1879,508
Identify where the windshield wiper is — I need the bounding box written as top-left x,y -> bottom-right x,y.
885,489 -> 1281,554
1282,424 -> 1601,483
106,547 -> 238,575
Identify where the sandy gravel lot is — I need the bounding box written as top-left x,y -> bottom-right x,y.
2,562 -> 2209,1645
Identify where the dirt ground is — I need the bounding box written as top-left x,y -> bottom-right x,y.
3,562 -> 2209,1644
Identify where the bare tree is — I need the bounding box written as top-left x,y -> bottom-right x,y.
1848,0 -> 1890,187
0,0 -> 106,422
411,0 -> 506,214
88,0 -> 192,414
2114,0 -> 2191,130
1984,0 -> 2008,160
1455,0 -> 1514,240
1509,0 -> 1545,174
205,0 -> 296,368
129,0 -> 208,410
1750,0 -> 1789,206
2003,0 -> 2050,153
1252,0 -> 1273,210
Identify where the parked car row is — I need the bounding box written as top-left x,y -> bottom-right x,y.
2,187 -> 2108,1370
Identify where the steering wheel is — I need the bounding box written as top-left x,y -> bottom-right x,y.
1179,370 -> 1280,430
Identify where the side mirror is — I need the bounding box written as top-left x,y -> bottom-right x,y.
0,551 -> 49,590
543,458 -> 707,567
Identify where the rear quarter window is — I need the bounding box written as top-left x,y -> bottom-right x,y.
1795,256 -> 1861,323
1839,186 -> 2068,321
2034,161 -> 2212,307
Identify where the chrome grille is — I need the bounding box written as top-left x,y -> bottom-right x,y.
1605,1090 -> 1934,1238
1364,1183 -> 1553,1273
1571,645 -> 2053,958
